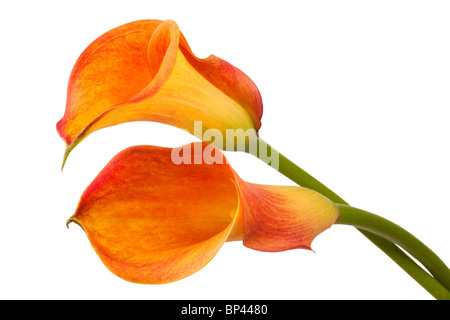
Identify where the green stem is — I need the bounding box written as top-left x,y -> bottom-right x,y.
255,137 -> 450,299
336,204 -> 450,297
279,151 -> 347,204
357,230 -> 450,300
255,138 -> 347,203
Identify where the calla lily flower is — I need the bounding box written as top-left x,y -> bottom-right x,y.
67,142 -> 339,284
57,19 -> 263,167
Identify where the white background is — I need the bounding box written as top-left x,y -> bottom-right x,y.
1,1 -> 449,300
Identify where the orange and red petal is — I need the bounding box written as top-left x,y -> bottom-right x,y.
57,20 -> 162,146
237,181 -> 339,252
57,19 -> 263,157
179,35 -> 263,130
69,143 -> 338,283
69,144 -> 241,284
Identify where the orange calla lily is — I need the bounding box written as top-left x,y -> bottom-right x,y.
57,19 -> 263,167
67,142 -> 339,284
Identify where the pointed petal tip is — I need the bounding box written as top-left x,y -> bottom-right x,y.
61,149 -> 69,172
61,143 -> 75,171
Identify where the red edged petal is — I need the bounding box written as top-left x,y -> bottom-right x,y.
69,143 -> 338,283
57,20 -> 263,168
179,35 -> 263,130
236,179 -> 339,252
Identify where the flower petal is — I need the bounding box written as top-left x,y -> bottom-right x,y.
68,144 -> 242,284
68,143 -> 338,283
57,20 -> 263,167
237,181 -> 339,252
56,20 -> 161,146
178,34 -> 263,130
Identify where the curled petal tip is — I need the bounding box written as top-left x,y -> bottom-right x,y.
162,19 -> 178,27
66,217 -> 84,232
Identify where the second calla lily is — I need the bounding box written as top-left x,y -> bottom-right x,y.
57,19 -> 263,167
68,142 -> 339,284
